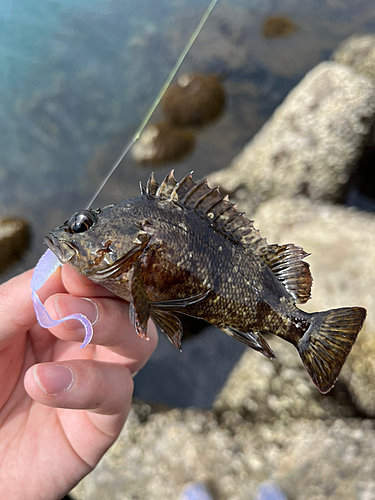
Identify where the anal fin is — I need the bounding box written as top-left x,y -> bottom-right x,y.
151,309 -> 183,351
221,327 -> 276,359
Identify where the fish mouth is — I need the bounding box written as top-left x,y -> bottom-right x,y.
44,235 -> 78,264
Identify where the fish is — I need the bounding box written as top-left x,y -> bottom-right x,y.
45,170 -> 367,394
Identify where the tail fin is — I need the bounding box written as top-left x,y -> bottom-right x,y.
297,307 -> 366,393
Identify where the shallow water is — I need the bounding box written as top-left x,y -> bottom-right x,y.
1,0 -> 374,406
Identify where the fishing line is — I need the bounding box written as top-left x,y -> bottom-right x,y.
86,0 -> 218,209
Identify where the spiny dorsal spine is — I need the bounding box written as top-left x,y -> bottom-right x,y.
143,170 -> 312,303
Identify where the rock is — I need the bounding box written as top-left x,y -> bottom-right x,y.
0,217 -> 30,274
334,35 -> 375,82
213,336 -> 357,423
71,402 -> 375,500
162,73 -> 226,128
208,62 -> 375,214
250,196 -> 375,416
261,15 -> 298,39
132,122 -> 196,166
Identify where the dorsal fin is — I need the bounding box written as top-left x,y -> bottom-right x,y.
156,170 -> 178,200
146,172 -> 159,195
259,244 -> 312,303
143,171 -> 312,302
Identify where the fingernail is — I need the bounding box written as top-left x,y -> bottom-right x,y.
33,364 -> 74,395
54,296 -> 99,330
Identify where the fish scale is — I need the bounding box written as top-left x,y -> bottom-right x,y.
45,170 -> 366,394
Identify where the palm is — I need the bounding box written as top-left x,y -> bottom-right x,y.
0,267 -> 157,500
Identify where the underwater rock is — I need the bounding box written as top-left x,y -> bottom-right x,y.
131,122 -> 195,166
71,401 -> 375,500
252,196 -> 375,417
208,62 -> 375,215
262,15 -> 298,39
0,217 -> 30,274
162,74 -> 226,128
334,34 -> 375,82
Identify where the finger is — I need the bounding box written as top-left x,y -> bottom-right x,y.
25,360 -> 134,415
0,268 -> 65,348
43,294 -> 158,373
61,264 -> 116,298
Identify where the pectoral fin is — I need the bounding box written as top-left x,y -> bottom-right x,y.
148,290 -> 209,349
150,309 -> 183,351
130,262 -> 151,338
151,289 -> 209,309
221,327 -> 276,359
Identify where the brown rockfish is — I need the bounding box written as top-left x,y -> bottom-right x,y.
45,171 -> 366,393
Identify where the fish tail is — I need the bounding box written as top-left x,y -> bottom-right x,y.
297,307 -> 366,393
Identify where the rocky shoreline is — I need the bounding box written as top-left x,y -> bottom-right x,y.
71,35 -> 375,500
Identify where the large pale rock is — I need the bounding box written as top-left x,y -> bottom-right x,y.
250,196 -> 375,416
334,35 -> 375,82
213,336 -> 356,422
209,62 -> 375,214
71,402 -> 375,500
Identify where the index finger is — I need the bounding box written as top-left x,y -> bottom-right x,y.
0,268 -> 65,349
61,264 -> 116,298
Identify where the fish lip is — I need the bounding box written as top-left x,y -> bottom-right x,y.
44,235 -> 77,264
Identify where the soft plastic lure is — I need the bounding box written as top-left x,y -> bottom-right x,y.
31,249 -> 94,348
30,1 -> 218,348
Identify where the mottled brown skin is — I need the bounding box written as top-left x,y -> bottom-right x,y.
48,195 -> 311,347
46,172 -> 366,393
137,199 -> 310,347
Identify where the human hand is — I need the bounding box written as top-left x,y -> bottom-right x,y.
0,265 -> 157,500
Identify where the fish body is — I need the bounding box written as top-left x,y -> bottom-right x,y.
46,171 -> 366,393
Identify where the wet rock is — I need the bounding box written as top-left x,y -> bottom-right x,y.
71,402 -> 375,500
250,196 -> 375,417
209,62 -> 375,214
132,122 -> 195,166
162,73 -> 226,128
262,15 -> 298,39
0,217 -> 30,274
334,35 -> 375,82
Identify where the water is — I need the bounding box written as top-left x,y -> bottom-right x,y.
0,0 -> 374,407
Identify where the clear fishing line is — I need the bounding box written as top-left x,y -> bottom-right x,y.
32,0 -> 219,347
86,0 -> 218,209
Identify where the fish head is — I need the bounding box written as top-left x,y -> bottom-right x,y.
45,200 -> 148,280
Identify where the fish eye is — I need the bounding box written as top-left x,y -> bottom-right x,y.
68,211 -> 97,234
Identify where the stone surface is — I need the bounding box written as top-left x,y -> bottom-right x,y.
251,196 -> 375,417
71,402 -> 375,500
213,336 -> 357,423
70,198 -> 375,499
208,62 -> 375,214
334,35 -> 375,82
71,40 -> 375,500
